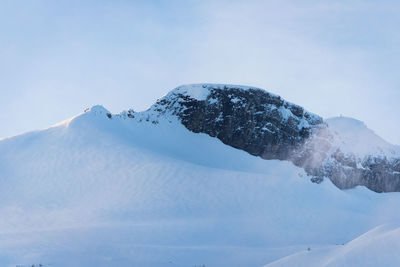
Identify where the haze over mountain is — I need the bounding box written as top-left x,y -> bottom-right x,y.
1,84 -> 400,267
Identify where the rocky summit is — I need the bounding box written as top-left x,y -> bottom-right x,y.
118,84 -> 400,193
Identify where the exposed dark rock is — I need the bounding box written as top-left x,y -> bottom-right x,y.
152,85 -> 323,161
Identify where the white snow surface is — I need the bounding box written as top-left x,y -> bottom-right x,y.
265,224 -> 400,267
0,106 -> 400,266
326,116 -> 400,158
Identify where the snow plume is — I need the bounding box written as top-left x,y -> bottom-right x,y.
291,124 -> 333,170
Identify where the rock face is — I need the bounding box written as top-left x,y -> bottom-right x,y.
159,84 -> 323,160
330,153 -> 400,192
128,84 -> 400,193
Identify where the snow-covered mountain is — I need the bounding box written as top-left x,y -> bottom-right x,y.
1,84 -> 400,266
133,84 -> 400,192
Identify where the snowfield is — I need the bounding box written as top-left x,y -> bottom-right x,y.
0,105 -> 400,266
265,224 -> 400,267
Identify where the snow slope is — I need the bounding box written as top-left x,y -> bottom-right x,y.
0,106 -> 400,266
326,116 -> 400,158
265,224 -> 400,267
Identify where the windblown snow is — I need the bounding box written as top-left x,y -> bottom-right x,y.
0,88 -> 400,266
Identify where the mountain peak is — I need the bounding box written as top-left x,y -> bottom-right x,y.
134,84 -> 400,192
326,116 -> 368,132
85,105 -> 111,115
326,116 -> 399,158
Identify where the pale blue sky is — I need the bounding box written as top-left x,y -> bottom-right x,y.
1,0 -> 399,144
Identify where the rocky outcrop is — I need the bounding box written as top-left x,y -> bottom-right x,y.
148,84 -> 323,160
128,84 -> 400,193
178,85 -> 321,160
314,149 -> 400,192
